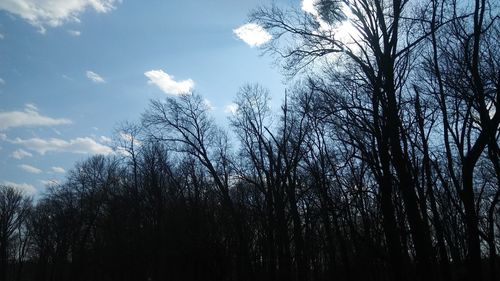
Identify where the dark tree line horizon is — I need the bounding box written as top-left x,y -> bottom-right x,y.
1,0 -> 499,281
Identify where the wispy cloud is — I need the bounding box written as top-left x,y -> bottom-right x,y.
68,30 -> 81,36
233,23 -> 272,47
86,70 -> 106,83
301,0 -> 358,44
62,74 -> 73,80
145,69 -> 194,96
40,179 -> 60,187
99,135 -> 112,143
0,0 -> 119,33
25,103 -> 37,111
19,164 -> 42,174
51,166 -> 66,174
0,33 -> 4,40
204,99 -> 215,111
1,181 -> 36,195
0,78 -> 5,85
12,136 -> 113,155
118,132 -> 141,146
224,103 -> 238,115
0,104 -> 72,130
11,149 -> 33,159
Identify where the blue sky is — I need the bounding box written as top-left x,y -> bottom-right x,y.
0,0 -> 297,196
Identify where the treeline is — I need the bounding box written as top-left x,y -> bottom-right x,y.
1,0 -> 499,281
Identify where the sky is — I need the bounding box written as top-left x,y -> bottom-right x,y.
0,0 -> 314,196
0,0 -> 349,198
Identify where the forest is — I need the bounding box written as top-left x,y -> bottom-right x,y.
0,0 -> 499,280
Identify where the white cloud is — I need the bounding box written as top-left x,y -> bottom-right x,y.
302,0 -> 334,31
51,166 -> 66,173
301,0 -> 359,44
52,128 -> 62,135
118,132 -> 141,146
19,164 -> 42,174
0,0 -> 118,33
233,23 -> 272,47
86,70 -> 105,83
99,135 -> 112,143
116,132 -> 141,155
68,30 -> 81,36
115,146 -> 129,156
224,103 -> 238,115
62,74 -> 73,80
301,0 -> 318,15
204,99 -> 215,111
119,132 -> 133,142
25,103 -> 37,111
40,179 -> 60,186
0,104 -> 72,130
12,136 -> 113,155
11,149 -> 33,159
0,133 -> 6,140
0,33 -> 4,40
1,181 -> 36,195
0,78 -> 5,84
144,69 -> 194,95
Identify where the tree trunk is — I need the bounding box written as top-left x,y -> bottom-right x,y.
0,238 -> 7,281
462,161 -> 483,281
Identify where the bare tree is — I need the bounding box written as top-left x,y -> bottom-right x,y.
0,185 -> 32,281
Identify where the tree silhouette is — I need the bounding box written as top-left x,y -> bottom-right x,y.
3,1 -> 499,281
